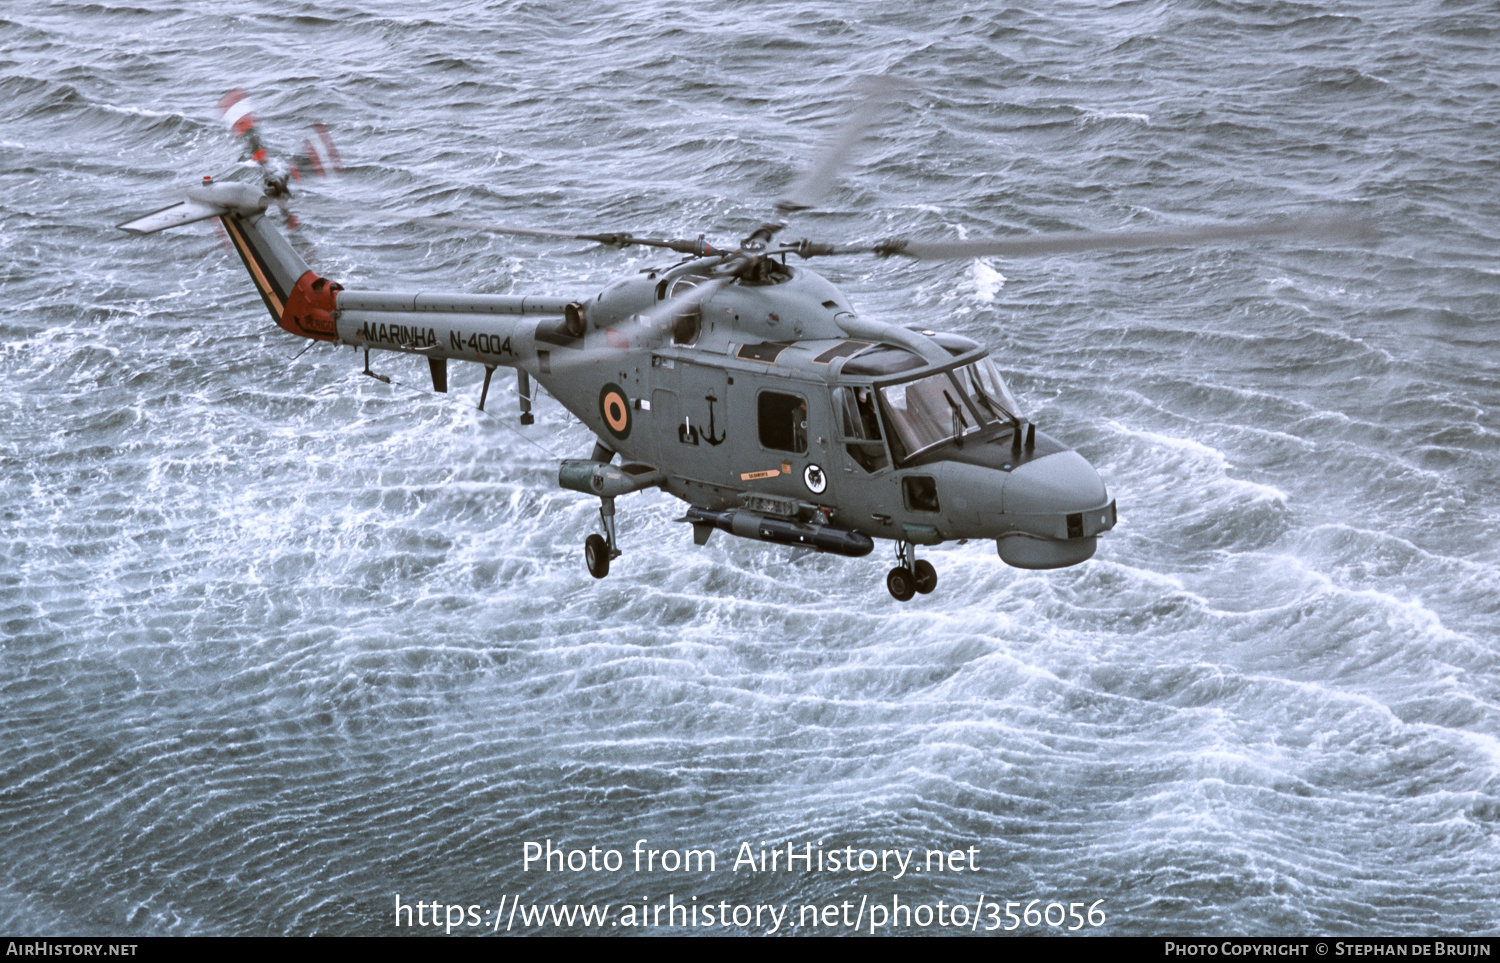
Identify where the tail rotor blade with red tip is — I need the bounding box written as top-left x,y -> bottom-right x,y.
216,88 -> 256,137
217,88 -> 269,164
296,122 -> 342,179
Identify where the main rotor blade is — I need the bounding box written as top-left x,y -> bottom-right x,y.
409,216 -> 626,243
550,276 -> 733,372
408,216 -> 725,255
858,215 -> 1372,260
772,75 -> 910,218
635,274 -> 733,344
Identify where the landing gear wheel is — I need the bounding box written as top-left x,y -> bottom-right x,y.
886,566 -> 916,602
913,559 -> 937,595
584,534 -> 610,579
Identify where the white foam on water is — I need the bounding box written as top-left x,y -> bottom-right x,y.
1077,108 -> 1151,125
1105,422 -> 1290,504
97,104 -> 185,119
966,258 -> 1006,303
5,0 -> 1500,938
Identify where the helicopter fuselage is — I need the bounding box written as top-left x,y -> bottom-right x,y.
322,225 -> 1118,578
117,82 -> 1357,599
132,203 -> 1117,598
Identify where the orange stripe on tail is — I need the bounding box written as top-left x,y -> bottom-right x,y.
218,214 -> 285,321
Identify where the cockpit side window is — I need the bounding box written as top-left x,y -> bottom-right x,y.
833,386 -> 889,473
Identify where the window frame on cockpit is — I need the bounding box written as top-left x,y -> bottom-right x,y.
859,349 -> 1021,466
832,384 -> 891,473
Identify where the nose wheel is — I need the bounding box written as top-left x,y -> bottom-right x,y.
887,542 -> 938,601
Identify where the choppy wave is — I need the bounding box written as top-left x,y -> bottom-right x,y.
2,0 -> 1498,938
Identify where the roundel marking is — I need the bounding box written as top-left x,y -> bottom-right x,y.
803,463 -> 828,495
599,383 -> 632,439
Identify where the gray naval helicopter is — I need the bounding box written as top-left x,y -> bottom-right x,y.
121,83 -> 1353,601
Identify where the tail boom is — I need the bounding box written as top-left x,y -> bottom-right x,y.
333,294 -> 578,370
128,192 -> 581,385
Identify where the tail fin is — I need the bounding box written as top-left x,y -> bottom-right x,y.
219,210 -> 342,341
120,181 -> 335,339
215,208 -> 307,319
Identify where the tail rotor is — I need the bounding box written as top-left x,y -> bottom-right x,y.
215,88 -> 341,229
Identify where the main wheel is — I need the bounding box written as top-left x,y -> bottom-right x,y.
585,534 -> 610,579
913,559 -> 937,595
886,566 -> 916,602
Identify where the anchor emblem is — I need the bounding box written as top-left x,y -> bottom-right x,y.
703,394 -> 726,446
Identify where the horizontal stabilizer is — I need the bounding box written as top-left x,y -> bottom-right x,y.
118,198 -> 226,235
118,182 -> 269,235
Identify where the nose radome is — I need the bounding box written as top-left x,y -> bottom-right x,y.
1004,449 -> 1108,515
